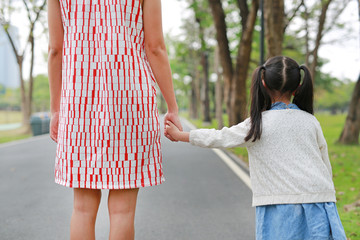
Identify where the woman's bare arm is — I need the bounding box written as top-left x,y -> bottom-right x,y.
142,0 -> 182,140
48,0 -> 64,142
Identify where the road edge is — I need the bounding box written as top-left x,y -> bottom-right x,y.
0,134 -> 50,149
181,117 -> 252,190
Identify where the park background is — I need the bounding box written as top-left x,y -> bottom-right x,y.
0,0 -> 360,238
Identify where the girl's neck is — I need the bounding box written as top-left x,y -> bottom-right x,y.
272,95 -> 291,105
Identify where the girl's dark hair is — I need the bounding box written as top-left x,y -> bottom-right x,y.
245,56 -> 314,142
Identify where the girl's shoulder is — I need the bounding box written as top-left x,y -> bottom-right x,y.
262,109 -> 321,127
262,108 -> 314,117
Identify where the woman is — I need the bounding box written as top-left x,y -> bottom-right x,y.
48,0 -> 181,239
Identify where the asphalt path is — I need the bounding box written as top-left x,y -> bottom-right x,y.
0,119 -> 255,240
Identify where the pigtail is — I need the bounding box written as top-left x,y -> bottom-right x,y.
292,65 -> 314,114
245,66 -> 272,142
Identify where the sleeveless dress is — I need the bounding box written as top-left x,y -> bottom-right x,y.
54,0 -> 164,189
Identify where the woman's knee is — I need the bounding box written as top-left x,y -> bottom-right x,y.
108,189 -> 139,216
73,189 -> 102,215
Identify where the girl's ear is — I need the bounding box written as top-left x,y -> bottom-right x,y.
262,79 -> 267,88
292,84 -> 300,96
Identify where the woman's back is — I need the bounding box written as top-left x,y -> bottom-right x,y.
55,0 -> 163,189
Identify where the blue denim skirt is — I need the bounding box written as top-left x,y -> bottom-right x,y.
256,202 -> 346,240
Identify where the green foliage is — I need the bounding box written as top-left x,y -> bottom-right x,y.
315,78 -> 355,113
0,83 -> 6,95
0,74 -> 50,112
0,86 -> 21,110
165,35 -> 194,110
32,74 -> 50,112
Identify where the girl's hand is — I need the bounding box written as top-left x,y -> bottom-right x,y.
165,121 -> 180,141
164,112 -> 182,141
50,112 -> 59,143
165,121 -> 190,142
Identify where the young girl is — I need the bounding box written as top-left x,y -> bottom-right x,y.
165,56 -> 346,240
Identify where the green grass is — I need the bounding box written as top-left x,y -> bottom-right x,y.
317,114 -> 360,239
0,110 -> 22,125
0,126 -> 31,144
0,111 -> 31,144
186,113 -> 360,239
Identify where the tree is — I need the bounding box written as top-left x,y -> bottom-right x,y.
290,0 -> 352,79
337,0 -> 360,144
32,74 -> 50,112
166,32 -> 200,118
264,0 -> 285,57
190,0 -> 212,123
207,0 -> 232,123
214,45 -> 224,129
0,0 -> 47,130
315,77 -> 354,113
208,0 -> 259,126
338,75 -> 360,144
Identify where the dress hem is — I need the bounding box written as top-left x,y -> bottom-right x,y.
54,177 -> 165,190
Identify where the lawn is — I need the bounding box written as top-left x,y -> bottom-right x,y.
187,113 -> 360,239
0,126 -> 31,144
0,111 -> 31,144
317,114 -> 360,239
0,110 -> 22,125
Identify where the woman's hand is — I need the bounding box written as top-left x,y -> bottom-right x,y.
165,120 -> 190,143
50,112 -> 59,143
164,112 -> 182,141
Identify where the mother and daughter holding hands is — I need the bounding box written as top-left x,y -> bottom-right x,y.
48,0 -> 346,239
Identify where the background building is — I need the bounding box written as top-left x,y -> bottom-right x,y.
0,25 -> 20,89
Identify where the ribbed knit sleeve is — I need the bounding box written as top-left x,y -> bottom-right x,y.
189,118 -> 253,148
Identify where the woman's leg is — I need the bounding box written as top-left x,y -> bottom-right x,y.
108,188 -> 139,240
70,188 -> 102,240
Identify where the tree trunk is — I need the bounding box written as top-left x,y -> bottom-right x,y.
236,0 -> 249,30
17,59 -> 30,128
188,47 -> 200,119
303,2 -> 310,67
230,0 -> 259,125
28,34 -> 35,121
264,0 -> 284,58
200,51 -> 211,123
214,46 -> 224,129
1,0 -> 46,133
194,8 -> 211,123
338,75 -> 360,144
189,75 -> 199,119
208,0 -> 233,123
309,0 -> 332,79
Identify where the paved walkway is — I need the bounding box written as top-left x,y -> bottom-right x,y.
0,120 -> 255,240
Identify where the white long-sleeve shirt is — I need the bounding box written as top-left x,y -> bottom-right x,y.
189,109 -> 336,207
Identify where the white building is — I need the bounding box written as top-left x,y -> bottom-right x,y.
0,25 -> 20,88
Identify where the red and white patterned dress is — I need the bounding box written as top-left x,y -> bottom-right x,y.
54,0 -> 164,189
